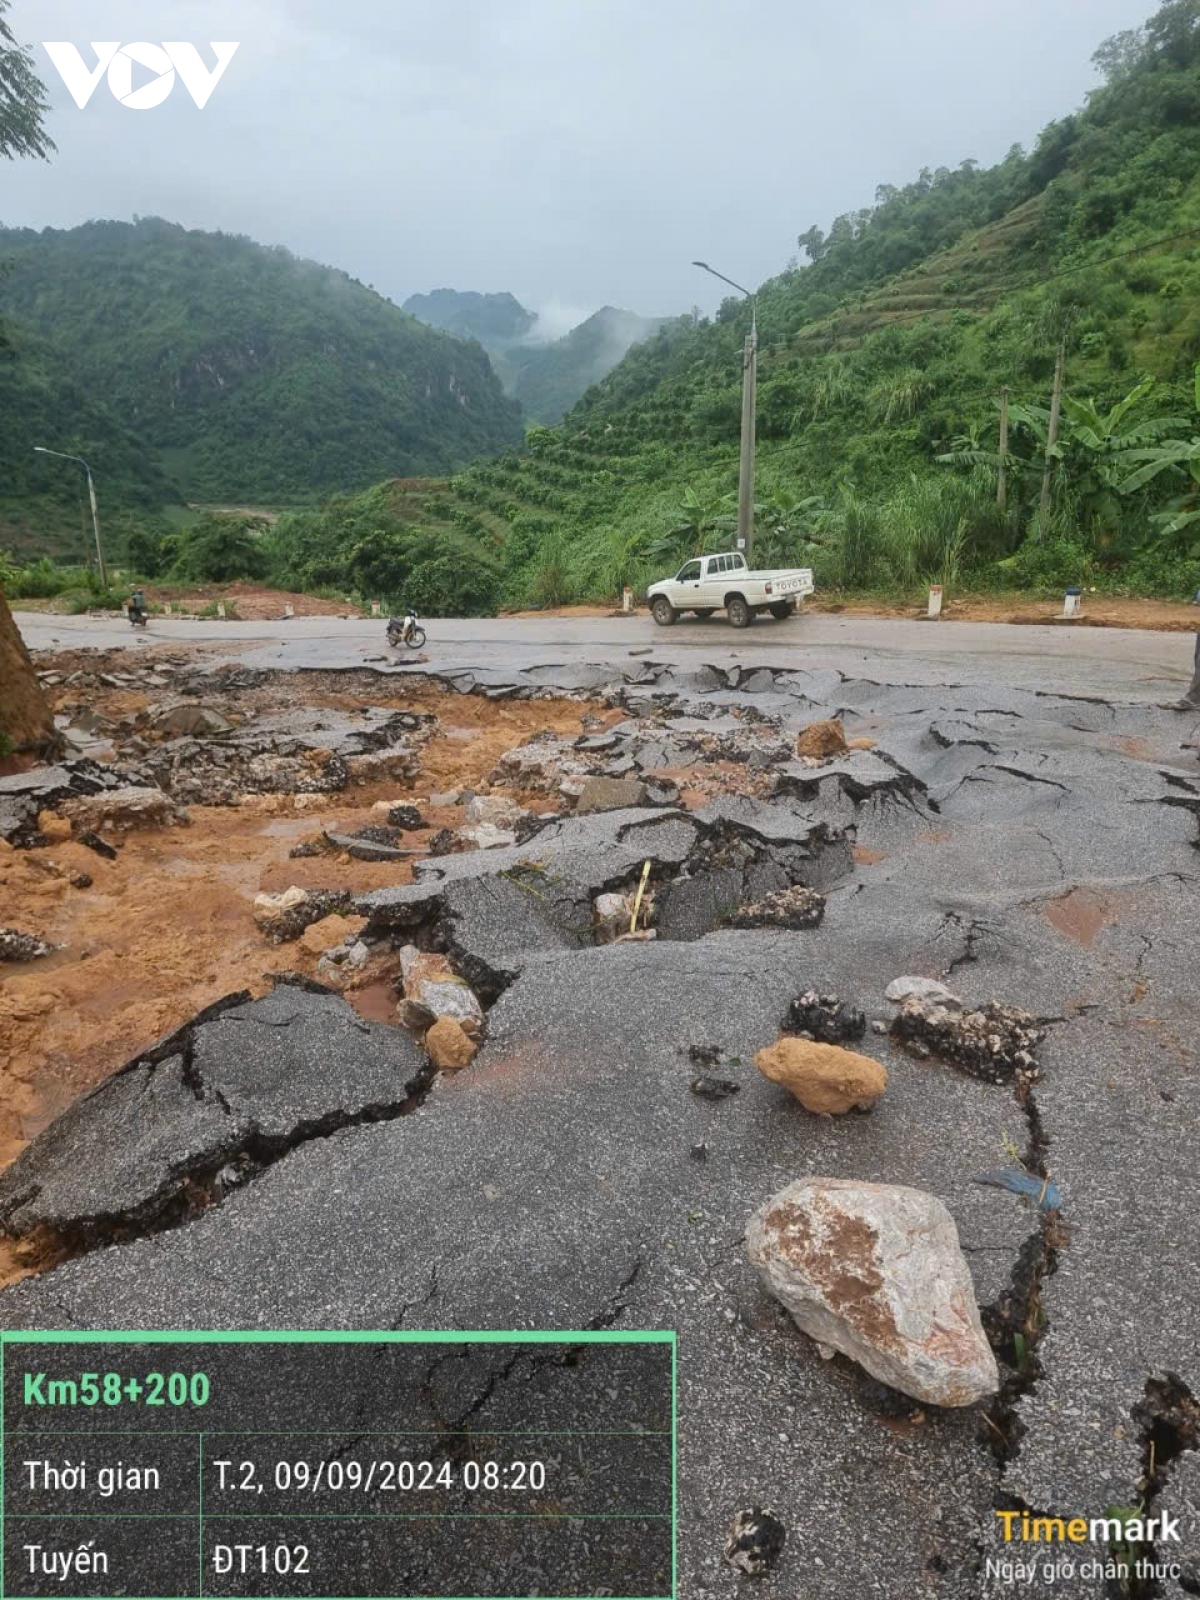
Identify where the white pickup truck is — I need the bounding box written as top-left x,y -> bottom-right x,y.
647,550 -> 815,629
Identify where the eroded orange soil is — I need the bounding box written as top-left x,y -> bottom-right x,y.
0,670 -> 612,1177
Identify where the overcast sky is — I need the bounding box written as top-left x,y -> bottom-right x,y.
5,0 -> 1157,329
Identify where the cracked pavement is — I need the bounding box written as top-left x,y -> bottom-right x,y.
3,623 -> 1199,1597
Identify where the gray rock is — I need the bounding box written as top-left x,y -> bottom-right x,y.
253,886 -> 354,942
746,1177 -> 1000,1407
885,976 -> 962,1008
575,776 -> 649,814
0,928 -> 58,962
61,786 -> 186,832
151,704 -> 233,737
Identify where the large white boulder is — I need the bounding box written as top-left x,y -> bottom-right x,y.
746,1177 -> 999,1407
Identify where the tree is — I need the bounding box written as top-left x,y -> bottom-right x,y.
170,514 -> 269,583
0,0 -> 55,766
0,0 -> 55,160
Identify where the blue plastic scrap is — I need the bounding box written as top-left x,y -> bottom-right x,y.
974,1168 -> 1062,1212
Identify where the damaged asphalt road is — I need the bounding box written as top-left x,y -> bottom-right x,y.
3,642 -> 1200,1599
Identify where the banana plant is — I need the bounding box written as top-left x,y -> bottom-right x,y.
660,485 -> 736,557
1117,364 -> 1200,543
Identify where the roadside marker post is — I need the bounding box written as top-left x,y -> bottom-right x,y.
371,600 -> 381,616
1054,586 -> 1084,622
623,586 -> 634,613
217,601 -> 226,618
927,585 -> 943,619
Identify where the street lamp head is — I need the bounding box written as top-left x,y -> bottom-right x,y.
33,446 -> 49,453
692,261 -> 711,271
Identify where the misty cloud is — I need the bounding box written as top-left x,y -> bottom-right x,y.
7,0 -> 1155,318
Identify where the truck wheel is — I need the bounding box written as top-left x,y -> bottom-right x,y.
651,596 -> 678,627
769,601 -> 792,620
727,596 -> 751,629
693,608 -> 716,619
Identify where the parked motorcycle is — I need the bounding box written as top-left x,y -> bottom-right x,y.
387,607 -> 426,649
127,603 -> 148,629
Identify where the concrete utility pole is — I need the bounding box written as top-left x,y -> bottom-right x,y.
694,261 -> 758,560
34,447 -> 107,588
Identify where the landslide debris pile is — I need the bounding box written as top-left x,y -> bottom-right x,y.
4,649 -> 1199,1598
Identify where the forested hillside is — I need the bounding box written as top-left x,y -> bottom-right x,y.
259,0 -> 1200,615
0,220 -> 524,552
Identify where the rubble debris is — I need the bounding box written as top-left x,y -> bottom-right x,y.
723,1508 -> 787,1576
746,1177 -> 1000,1406
0,928 -> 57,962
323,828 -> 417,862
458,822 -> 519,851
253,886 -> 354,943
150,704 -> 233,738
464,794 -> 529,830
316,940 -> 371,981
688,1043 -> 722,1068
891,997 -> 1043,1084
885,976 -> 962,1008
426,828 -> 461,857
690,1076 -> 740,1100
131,708 -> 428,805
725,885 -> 826,930
425,1016 -> 478,1072
487,733 -> 590,796
575,776 -> 648,814
796,718 -> 849,760
60,787 -> 187,833
755,1038 -> 887,1115
783,990 -> 867,1044
592,887 -> 656,943
73,828 -> 119,861
371,802 -> 425,830
397,947 -> 485,1038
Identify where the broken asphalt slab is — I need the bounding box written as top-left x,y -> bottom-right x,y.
0,984 -> 430,1241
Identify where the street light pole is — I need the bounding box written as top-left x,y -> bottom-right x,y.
694,261 -> 758,560
33,447 -> 107,589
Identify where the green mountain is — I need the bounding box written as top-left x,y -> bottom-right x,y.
0,219 -> 525,553
509,307 -> 666,424
402,290 -> 664,422
400,289 -> 536,345
310,0 -> 1200,609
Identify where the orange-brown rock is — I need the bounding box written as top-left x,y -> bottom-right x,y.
754,1037 -> 887,1114
299,914 -> 365,955
795,719 -> 848,759
425,1016 -> 478,1071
